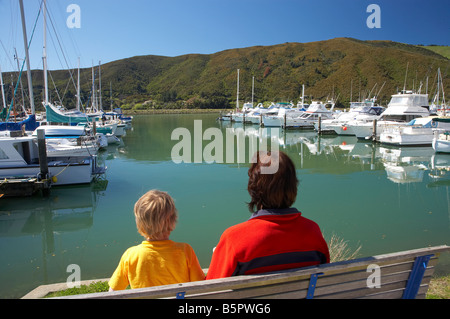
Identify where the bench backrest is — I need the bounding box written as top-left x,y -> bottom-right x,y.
59,245 -> 449,299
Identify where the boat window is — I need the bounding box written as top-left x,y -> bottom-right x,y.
389,97 -> 410,105
13,142 -> 33,164
380,114 -> 415,122
413,96 -> 428,106
0,147 -> 8,159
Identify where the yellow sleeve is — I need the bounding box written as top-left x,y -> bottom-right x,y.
108,253 -> 130,290
186,244 -> 206,282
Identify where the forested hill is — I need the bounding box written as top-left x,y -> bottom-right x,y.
5,38 -> 450,111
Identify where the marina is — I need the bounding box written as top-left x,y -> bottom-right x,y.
0,0 -> 448,300
0,113 -> 449,298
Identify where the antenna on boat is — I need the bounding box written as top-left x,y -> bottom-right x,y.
302,84 -> 305,108
403,62 -> 409,93
375,81 -> 386,100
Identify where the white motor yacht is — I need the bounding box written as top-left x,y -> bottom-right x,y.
348,91 -> 430,140
380,117 -> 450,146
0,134 -> 105,186
278,101 -> 335,129
315,101 -> 384,135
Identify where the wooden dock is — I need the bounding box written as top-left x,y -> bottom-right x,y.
0,177 -> 51,197
0,129 -> 52,198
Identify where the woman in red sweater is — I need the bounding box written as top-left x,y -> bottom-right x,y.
206,151 -> 330,279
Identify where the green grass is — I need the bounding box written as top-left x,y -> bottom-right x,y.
426,275 -> 450,299
44,281 -> 110,298
420,45 -> 450,59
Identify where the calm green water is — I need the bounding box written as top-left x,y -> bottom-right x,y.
1,113 -> 449,298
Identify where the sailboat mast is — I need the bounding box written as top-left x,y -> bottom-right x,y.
236,69 -> 239,111
19,0 -> 35,114
42,0 -> 49,105
98,61 -> 102,111
110,82 -> 113,111
14,48 -> 26,114
0,65 -> 6,111
251,76 -> 254,106
77,57 -> 80,111
91,63 -> 96,112
437,68 -> 440,109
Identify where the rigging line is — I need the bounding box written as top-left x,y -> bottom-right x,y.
54,0 -> 82,59
60,74 -> 73,105
48,70 -> 63,106
0,39 -> 17,72
45,3 -> 78,92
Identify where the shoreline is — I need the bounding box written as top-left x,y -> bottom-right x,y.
123,108 -> 225,115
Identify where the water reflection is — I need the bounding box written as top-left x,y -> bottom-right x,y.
0,185 -> 102,241
0,143 -> 117,298
217,120 -> 450,187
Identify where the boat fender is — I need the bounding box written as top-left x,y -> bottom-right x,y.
52,176 -> 58,183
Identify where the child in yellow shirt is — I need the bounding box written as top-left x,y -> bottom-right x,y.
109,190 -> 205,291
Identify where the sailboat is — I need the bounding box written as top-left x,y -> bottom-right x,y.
0,1 -> 106,194
89,62 -> 125,143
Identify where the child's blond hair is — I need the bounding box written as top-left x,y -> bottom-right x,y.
134,190 -> 178,240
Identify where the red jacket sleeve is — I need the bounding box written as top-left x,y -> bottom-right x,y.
206,229 -> 237,279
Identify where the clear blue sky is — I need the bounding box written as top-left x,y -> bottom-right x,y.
0,0 -> 449,72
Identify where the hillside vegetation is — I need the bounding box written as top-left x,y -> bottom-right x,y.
4,38 -> 449,111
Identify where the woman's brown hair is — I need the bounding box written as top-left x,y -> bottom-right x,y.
247,151 -> 298,212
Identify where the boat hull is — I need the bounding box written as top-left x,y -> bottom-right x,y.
262,116 -> 283,127
0,159 -> 95,186
432,134 -> 450,153
380,132 -> 433,146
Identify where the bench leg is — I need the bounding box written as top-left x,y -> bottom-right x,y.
306,272 -> 324,299
402,254 -> 433,299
